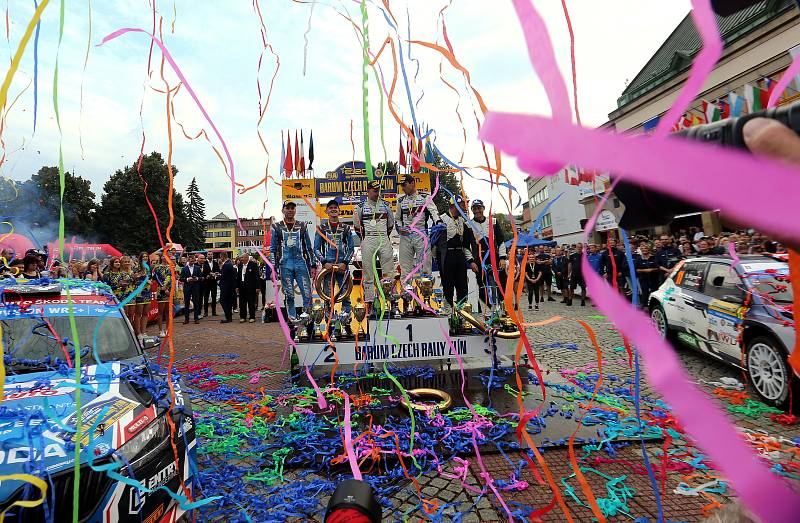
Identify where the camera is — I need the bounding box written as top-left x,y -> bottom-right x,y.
613,101 -> 800,231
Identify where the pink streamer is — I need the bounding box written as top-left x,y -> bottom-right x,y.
768,53 -> 800,108
510,0 -> 571,123
97,28 -> 242,228
580,259 -> 800,522
480,113 -> 800,241
655,0 -> 722,136
342,392 -> 362,480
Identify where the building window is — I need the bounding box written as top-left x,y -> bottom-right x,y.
541,213 -> 552,228
532,186 -> 550,206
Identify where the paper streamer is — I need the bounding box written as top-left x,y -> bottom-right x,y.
97,28 -> 241,228
480,113 -> 800,242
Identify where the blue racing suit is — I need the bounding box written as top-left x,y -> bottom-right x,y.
269,220 -> 313,315
313,220 -> 354,313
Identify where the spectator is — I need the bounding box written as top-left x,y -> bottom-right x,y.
237,254 -> 260,323
179,254 -> 202,324
600,238 -> 629,295
534,245 -> 554,303
551,247 -> 568,303
83,259 -> 102,281
525,248 -> 543,311
634,242 -> 660,306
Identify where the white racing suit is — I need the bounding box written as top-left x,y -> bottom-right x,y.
395,190 -> 440,278
354,198 -> 395,303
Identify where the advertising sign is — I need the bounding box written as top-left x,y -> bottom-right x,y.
281,179 -> 315,200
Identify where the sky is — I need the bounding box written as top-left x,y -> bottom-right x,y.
0,0 -> 692,225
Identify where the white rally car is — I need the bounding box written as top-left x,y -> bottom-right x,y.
649,255 -> 795,409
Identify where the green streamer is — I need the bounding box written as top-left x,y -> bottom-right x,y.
359,0 -> 373,180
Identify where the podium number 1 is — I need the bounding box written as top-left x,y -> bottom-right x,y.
406,324 -> 413,342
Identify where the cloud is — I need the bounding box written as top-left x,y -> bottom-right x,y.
0,0 -> 692,230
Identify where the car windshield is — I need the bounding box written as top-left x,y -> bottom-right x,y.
1,313 -> 139,373
740,263 -> 793,304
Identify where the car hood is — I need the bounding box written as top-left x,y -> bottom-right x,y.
0,361 -> 157,501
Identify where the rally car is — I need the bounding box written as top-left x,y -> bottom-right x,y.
649,255 -> 795,409
0,280 -> 197,522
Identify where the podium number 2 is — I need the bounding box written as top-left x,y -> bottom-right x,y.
406,324 -> 413,342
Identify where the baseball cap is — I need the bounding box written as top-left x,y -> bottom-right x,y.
367,180 -> 381,191
400,174 -> 416,185
471,199 -> 485,208
282,200 -> 297,208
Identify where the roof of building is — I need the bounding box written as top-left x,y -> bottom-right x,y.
618,0 -> 796,108
210,212 -> 232,221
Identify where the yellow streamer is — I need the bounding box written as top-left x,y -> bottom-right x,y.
0,0 -> 49,113
0,473 -> 47,520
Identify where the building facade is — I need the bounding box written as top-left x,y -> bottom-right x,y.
203,212 -> 236,258
525,170 -> 588,245
590,0 -> 800,238
235,217 -> 272,255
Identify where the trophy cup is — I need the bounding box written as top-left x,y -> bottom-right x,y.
337,310 -> 351,339
400,285 -> 413,316
311,301 -> 325,340
353,299 -> 367,336
379,278 -> 400,319
418,276 -> 434,316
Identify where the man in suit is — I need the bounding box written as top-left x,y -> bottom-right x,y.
200,254 -> 220,317
218,251 -> 236,323
179,254 -> 202,324
237,254 -> 260,323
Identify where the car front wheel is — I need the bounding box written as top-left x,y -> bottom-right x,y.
650,304 -> 669,339
746,336 -> 791,410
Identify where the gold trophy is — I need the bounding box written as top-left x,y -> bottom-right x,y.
353,299 -> 367,336
380,278 -> 401,318
418,276 -> 434,315
311,301 -> 325,340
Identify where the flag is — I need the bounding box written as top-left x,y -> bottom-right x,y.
424,134 -> 434,163
280,131 -> 286,175
718,99 -> 730,119
691,112 -> 705,126
293,131 -> 300,176
744,83 -> 765,113
702,100 -> 720,122
299,130 -> 306,175
728,92 -> 745,117
399,131 -> 406,169
642,116 -> 660,133
308,131 -> 315,170
284,131 -> 294,177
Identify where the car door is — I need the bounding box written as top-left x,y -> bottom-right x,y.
671,261 -> 709,350
703,262 -> 746,363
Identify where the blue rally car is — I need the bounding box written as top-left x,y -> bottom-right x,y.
0,280 -> 197,522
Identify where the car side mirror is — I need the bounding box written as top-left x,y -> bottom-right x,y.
142,336 -> 160,349
721,294 -> 744,305
712,275 -> 725,287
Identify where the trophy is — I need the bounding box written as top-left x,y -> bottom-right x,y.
401,285 -> 415,316
353,299 -> 367,336
379,278 -> 401,319
311,301 -> 325,340
291,312 -> 312,343
418,276 -> 434,316
337,310 -> 352,340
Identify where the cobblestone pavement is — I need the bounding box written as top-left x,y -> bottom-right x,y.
151,297 -> 800,522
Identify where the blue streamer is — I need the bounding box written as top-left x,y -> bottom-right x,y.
620,228 -> 664,523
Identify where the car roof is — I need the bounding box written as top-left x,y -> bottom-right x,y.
1,280 -> 117,301
683,254 -> 784,264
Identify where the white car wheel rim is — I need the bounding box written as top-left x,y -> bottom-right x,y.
651,309 -> 666,337
748,343 -> 786,401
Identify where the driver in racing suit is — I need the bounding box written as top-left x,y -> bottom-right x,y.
395,174 -> 441,279
469,199 -> 508,312
269,200 -> 314,319
354,179 -> 395,317
313,199 -> 354,315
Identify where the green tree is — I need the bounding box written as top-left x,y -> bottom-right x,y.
95,152 -> 192,253
494,213 -> 515,239
376,161 -> 398,178
184,177 -> 206,251
7,167 -> 97,237
427,152 -> 463,216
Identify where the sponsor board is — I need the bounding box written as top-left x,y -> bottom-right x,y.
58,392 -> 138,445
295,316 -> 501,365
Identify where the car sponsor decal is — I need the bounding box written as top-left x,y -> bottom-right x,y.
58,392 -> 138,446
677,332 -> 700,349
143,503 -> 165,523
124,405 -> 157,443
128,461 -> 179,514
